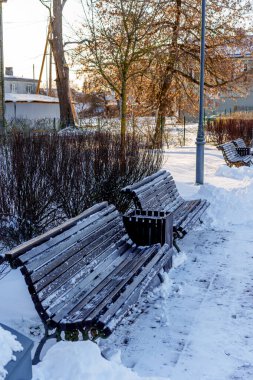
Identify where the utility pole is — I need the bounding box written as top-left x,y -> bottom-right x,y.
36,24 -> 51,94
48,34 -> 53,96
0,0 -> 7,133
196,0 -> 206,185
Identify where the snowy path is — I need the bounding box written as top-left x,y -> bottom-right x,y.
101,146 -> 253,380
171,226 -> 253,380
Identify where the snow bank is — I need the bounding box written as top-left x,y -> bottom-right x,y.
215,165 -> 253,180
32,341 -> 165,380
199,181 -> 253,228
0,325 -> 23,380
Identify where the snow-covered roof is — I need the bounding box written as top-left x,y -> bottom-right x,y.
5,93 -> 59,104
4,75 -> 38,82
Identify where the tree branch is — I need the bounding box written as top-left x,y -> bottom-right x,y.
38,0 -> 50,12
62,0 -> 68,9
63,39 -> 90,47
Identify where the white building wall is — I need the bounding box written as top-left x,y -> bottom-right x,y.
5,102 -> 60,120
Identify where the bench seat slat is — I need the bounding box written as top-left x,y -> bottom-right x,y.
44,242 -> 133,318
33,227 -> 126,296
180,200 -> 210,232
52,245 -> 142,323
98,245 -> 173,330
173,200 -> 201,228
65,245 -> 159,324
85,244 -> 172,325
38,238 -> 129,306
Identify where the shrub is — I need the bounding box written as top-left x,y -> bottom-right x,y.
0,131 -> 162,248
206,118 -> 253,145
0,132 -> 63,246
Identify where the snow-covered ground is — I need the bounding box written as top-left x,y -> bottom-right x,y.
1,142 -> 253,379
0,325 -> 23,380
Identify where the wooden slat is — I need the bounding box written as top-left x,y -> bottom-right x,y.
180,200 -> 209,233
98,245 -> 173,329
136,177 -> 172,202
33,226 -> 126,296
122,169 -> 209,236
133,174 -> 173,198
25,210 -> 121,275
137,178 -> 177,204
52,245 -> 142,324
173,200 -> 201,228
5,202 -> 109,265
20,204 -> 116,266
67,245 -> 159,324
44,241 -> 133,318
122,170 -> 167,192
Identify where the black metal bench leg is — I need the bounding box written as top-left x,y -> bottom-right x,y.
173,240 -> 181,253
158,272 -> 165,283
32,325 -> 57,365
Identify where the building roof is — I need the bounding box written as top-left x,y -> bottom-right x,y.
4,75 -> 39,83
5,93 -> 59,104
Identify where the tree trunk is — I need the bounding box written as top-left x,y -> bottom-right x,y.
153,0 -> 182,147
50,0 -> 75,128
120,81 -> 127,146
120,80 -> 127,174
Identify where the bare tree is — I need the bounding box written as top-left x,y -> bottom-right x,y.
74,0 -> 251,147
143,0 -> 252,146
39,0 -> 75,127
75,0 -> 166,146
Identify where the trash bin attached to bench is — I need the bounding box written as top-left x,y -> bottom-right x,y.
122,170 -> 209,239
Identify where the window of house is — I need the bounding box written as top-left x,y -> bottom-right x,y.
10,83 -> 17,93
26,84 -> 33,94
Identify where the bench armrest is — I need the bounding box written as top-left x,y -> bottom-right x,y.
123,210 -> 173,248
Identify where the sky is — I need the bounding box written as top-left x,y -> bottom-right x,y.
2,0 -> 83,86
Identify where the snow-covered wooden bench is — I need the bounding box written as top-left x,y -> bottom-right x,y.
217,141 -> 253,167
5,202 -> 173,364
121,170 -> 209,243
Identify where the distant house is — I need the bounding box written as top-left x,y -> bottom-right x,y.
5,93 -> 60,121
4,67 -> 38,95
207,48 -> 253,115
4,67 -> 60,122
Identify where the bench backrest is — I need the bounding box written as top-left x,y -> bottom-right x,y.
5,202 -> 127,326
122,170 -> 184,212
233,138 -> 246,149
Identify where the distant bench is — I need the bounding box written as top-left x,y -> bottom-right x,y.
5,202 -> 173,364
232,138 -> 253,156
122,170 -> 209,244
217,141 -> 253,167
